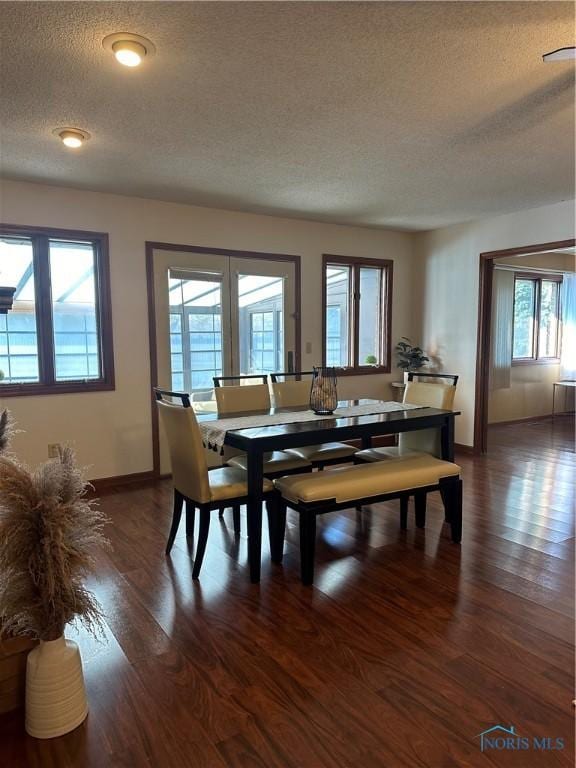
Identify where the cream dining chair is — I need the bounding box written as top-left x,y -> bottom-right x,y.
270,371 -> 358,469
212,375 -> 312,478
355,372 -> 458,463
155,388 -> 275,578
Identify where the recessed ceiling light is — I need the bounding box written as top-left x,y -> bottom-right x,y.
102,33 -> 156,67
52,127 -> 91,149
543,46 -> 575,62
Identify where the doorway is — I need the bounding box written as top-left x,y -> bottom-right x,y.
474,238 -> 575,453
146,242 -> 301,475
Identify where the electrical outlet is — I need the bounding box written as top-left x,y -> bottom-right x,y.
48,443 -> 61,459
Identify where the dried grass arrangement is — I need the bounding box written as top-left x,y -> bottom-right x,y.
0,415 -> 108,642
0,409 -> 15,455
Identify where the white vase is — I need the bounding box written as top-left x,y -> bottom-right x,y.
25,635 -> 88,739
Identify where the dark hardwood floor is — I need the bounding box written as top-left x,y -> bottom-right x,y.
2,417 -> 574,767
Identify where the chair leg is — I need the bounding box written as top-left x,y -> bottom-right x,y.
218,507 -> 224,517
267,495 -> 287,564
400,495 -> 408,530
299,512 -> 317,586
414,492 -> 426,528
440,477 -> 463,543
166,489 -> 184,554
192,506 -> 211,579
232,504 -> 241,535
439,486 -> 450,522
185,500 -> 195,537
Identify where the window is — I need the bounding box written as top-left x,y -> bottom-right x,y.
512,274 -> 562,363
0,226 -> 114,395
168,274 -> 223,393
322,255 -> 393,374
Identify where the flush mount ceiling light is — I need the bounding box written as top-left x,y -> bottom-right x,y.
52,127 -> 91,149
102,32 -> 156,67
543,46 -> 576,62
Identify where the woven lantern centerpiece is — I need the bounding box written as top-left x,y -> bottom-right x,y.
309,366 -> 338,415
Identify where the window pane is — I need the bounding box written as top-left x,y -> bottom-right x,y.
169,276 -> 223,392
358,267 -> 382,365
325,266 -> 350,367
539,280 -> 559,358
513,279 -> 536,359
50,240 -> 101,381
239,276 -> 284,375
0,237 -> 40,383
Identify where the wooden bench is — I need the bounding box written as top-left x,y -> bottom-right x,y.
272,454 -> 462,584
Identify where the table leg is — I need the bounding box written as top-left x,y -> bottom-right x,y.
552,384 -> 556,418
440,415 -> 455,462
246,446 -> 264,583
361,435 -> 372,450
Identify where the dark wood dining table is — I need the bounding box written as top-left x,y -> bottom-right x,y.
200,400 -> 460,583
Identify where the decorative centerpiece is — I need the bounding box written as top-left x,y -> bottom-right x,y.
0,410 -> 109,739
309,366 -> 338,415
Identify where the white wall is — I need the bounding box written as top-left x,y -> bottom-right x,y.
414,200 -> 575,446
0,179 -> 414,478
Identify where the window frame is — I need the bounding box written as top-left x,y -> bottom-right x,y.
321,254 -> 393,375
511,271 -> 562,366
0,223 -> 115,396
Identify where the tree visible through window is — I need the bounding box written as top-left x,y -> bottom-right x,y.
512,275 -> 561,362
0,226 -> 114,394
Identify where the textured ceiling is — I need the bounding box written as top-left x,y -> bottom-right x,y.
0,1 -> 574,230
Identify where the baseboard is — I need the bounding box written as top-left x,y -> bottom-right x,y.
454,443 -> 475,455
89,470 -> 157,493
488,413 -> 557,428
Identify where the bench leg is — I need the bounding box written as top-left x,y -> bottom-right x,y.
400,495 -> 409,530
300,512 -> 317,586
267,496 -> 286,564
232,504 -> 241,535
192,506 -> 211,579
185,500 -> 195,537
166,489 -> 184,554
414,492 -> 427,528
440,477 -> 462,543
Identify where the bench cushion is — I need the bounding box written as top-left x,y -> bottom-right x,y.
274,454 -> 460,505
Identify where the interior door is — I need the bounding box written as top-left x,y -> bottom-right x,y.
152,247 -> 297,473
230,257 -> 296,377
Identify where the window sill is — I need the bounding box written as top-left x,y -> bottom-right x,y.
511,358 -> 561,367
0,380 -> 115,397
328,366 -> 391,376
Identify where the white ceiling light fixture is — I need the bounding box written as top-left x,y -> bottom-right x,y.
543,46 -> 576,62
102,32 -> 156,67
52,127 -> 91,149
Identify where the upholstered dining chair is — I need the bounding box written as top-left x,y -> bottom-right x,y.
212,375 -> 312,479
353,372 -> 458,525
270,371 -> 358,469
155,388 -> 276,578
355,372 -> 458,463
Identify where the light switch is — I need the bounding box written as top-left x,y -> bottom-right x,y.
305,341 -> 312,354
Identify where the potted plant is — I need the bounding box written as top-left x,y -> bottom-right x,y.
0,410 -> 108,738
364,355 -> 378,366
395,337 -> 429,380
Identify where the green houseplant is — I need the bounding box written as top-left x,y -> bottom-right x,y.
0,410 -> 108,738
395,337 -> 429,373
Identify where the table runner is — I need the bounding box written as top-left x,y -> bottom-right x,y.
199,401 -> 425,453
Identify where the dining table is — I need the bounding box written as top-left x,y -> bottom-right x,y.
198,399 -> 460,583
